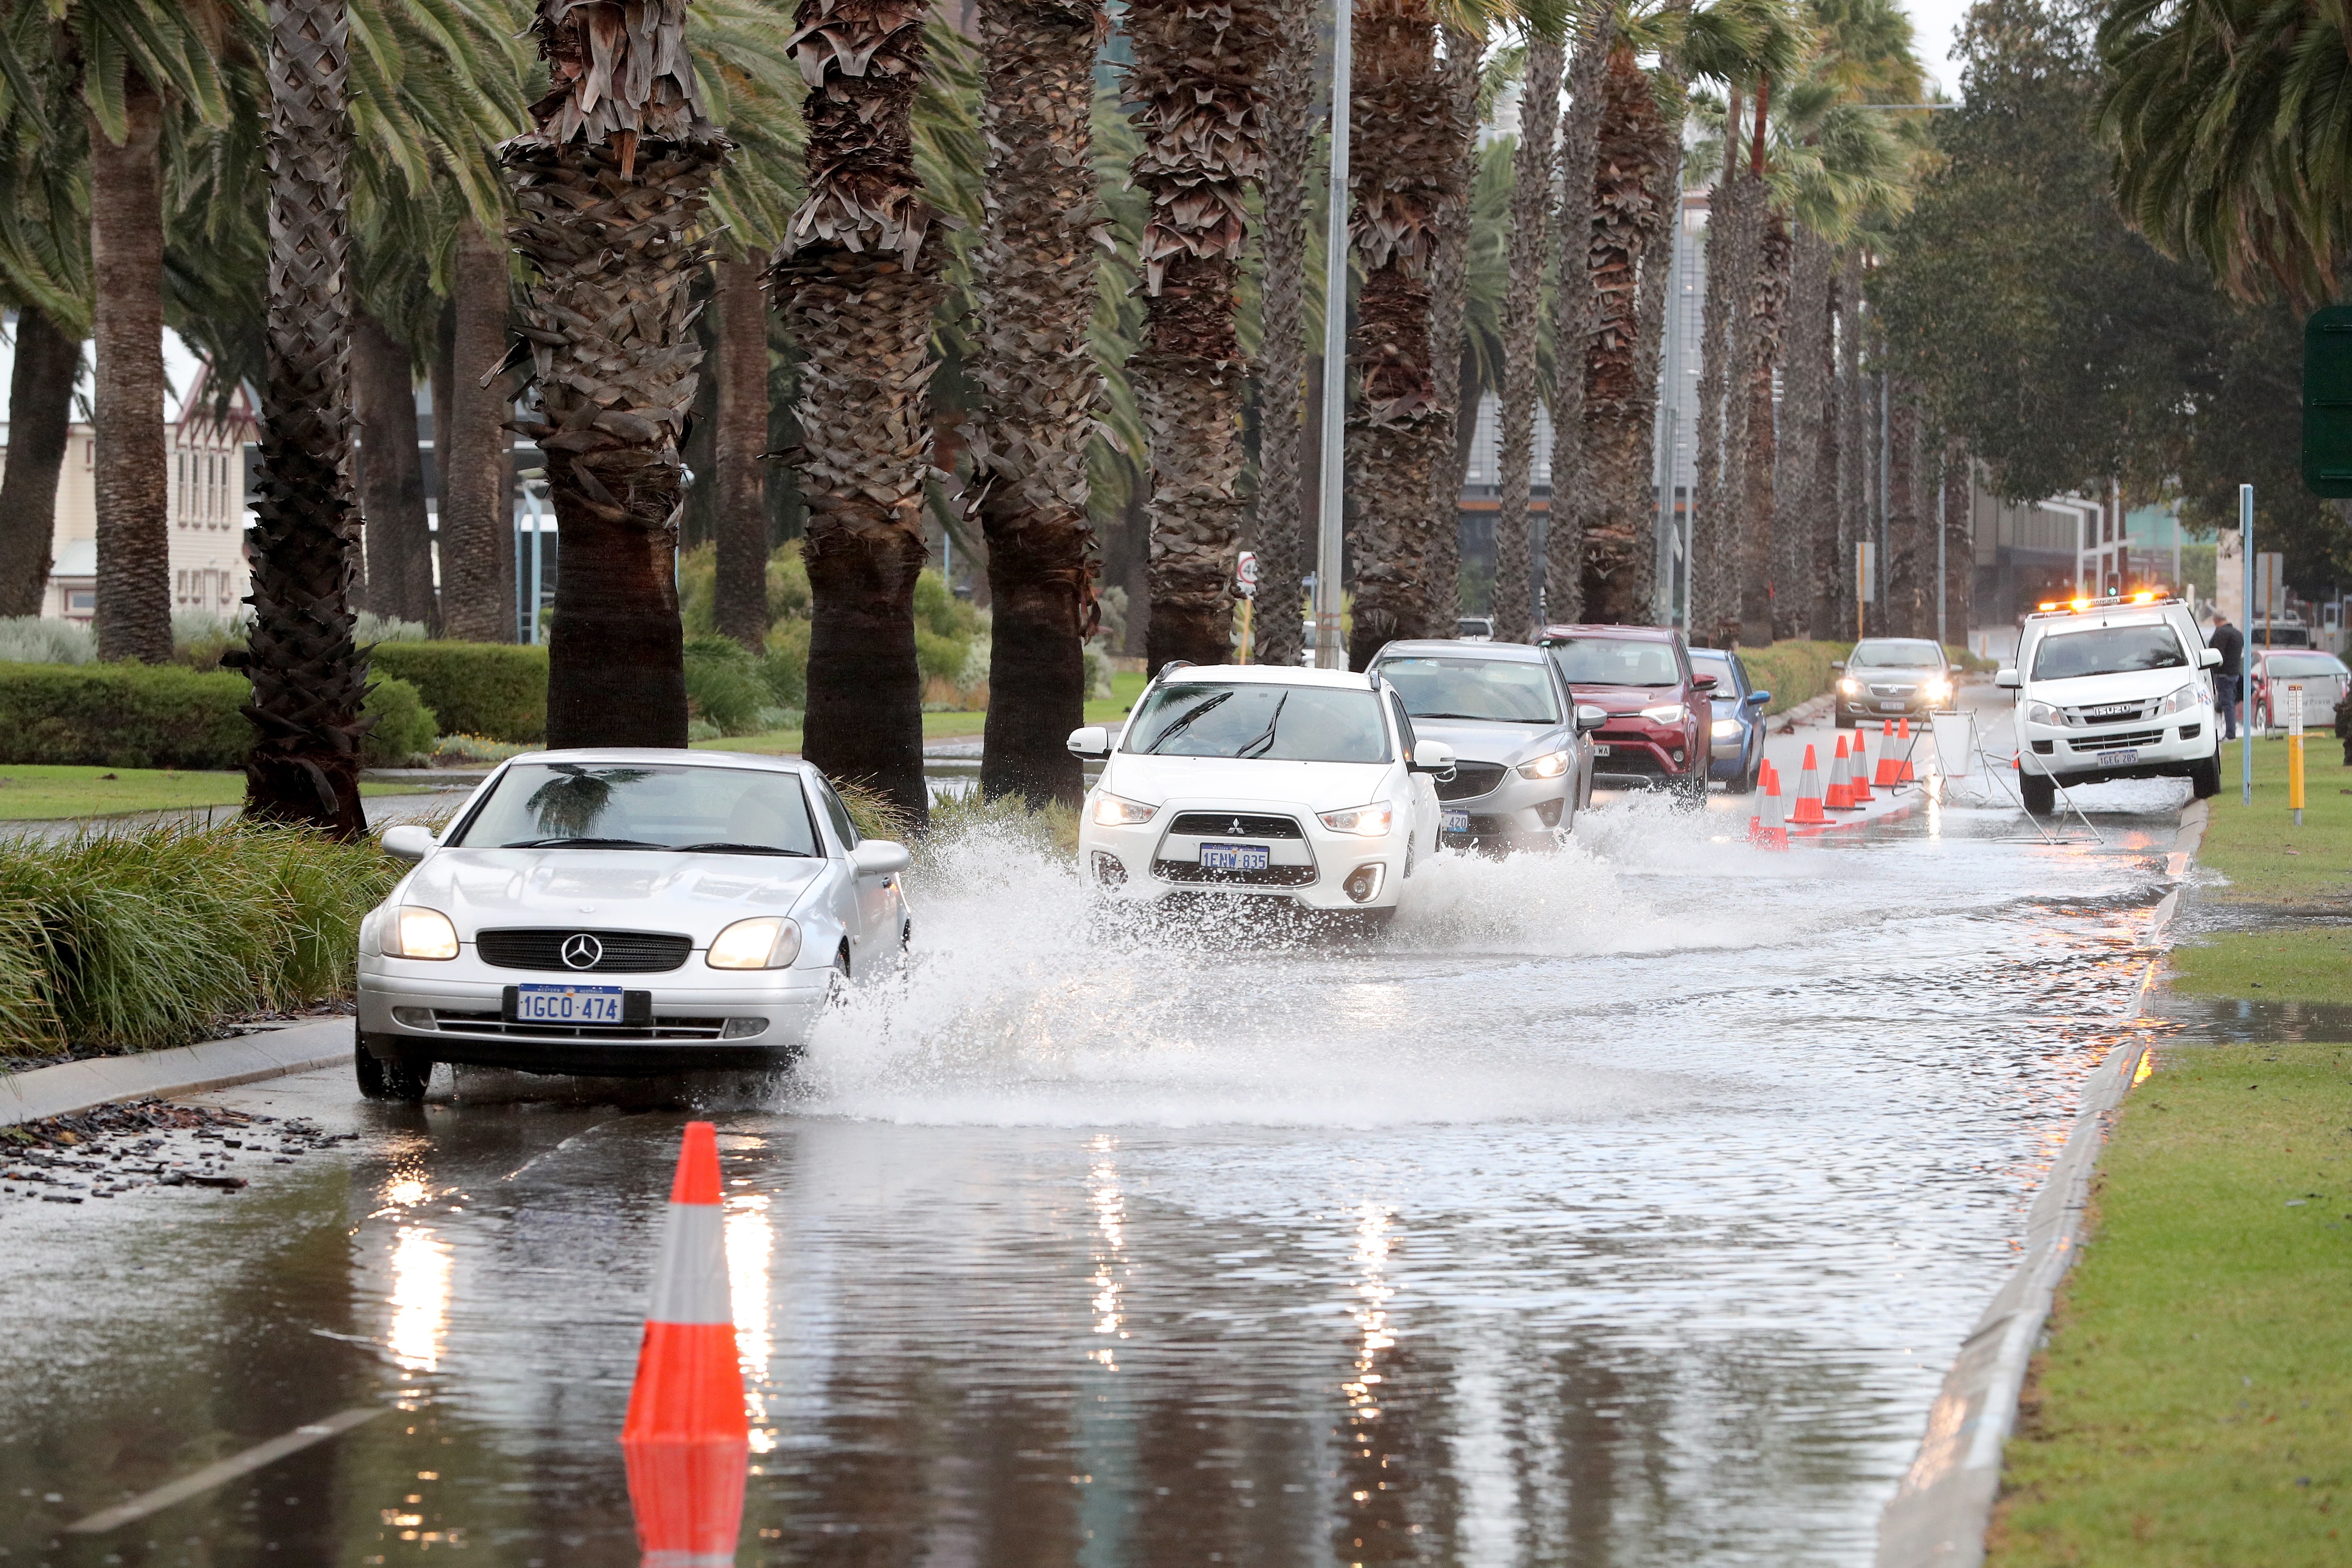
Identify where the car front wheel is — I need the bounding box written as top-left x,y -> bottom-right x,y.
355,1031 -> 431,1103
2189,755 -> 2221,799
2019,772 -> 2056,815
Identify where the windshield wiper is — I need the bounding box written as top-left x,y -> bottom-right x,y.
1236,692 -> 1289,758
500,837 -> 668,849
672,842 -> 817,857
1413,711 -> 1550,723
1144,690 -> 1234,753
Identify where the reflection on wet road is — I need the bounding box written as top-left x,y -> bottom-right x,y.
1,706 -> 2192,1568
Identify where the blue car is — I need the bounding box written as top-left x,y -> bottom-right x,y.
1688,647 -> 1771,794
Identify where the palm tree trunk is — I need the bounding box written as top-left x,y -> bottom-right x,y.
1691,159 -> 1753,646
775,0 -> 943,822
1738,202 -> 1787,648
438,217 -> 515,642
0,306 -> 75,616
1774,224 -> 1826,640
1578,43 -> 1669,626
712,256 -> 770,650
1837,247 -> 1865,639
1884,378 -> 1920,635
1800,230 -> 1841,640
972,0 -> 1106,809
1128,0 -> 1270,673
1250,0 -> 1315,671
242,0 -> 367,835
89,79 -> 171,664
1543,9 -> 1617,630
1942,439 -> 1971,641
1344,0 -> 1462,670
502,0 -> 726,750
1421,20 -> 1482,631
354,310 -> 438,628
1493,38 -> 1563,643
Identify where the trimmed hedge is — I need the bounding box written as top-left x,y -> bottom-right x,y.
368,641 -> 548,742
0,662 -> 438,770
1735,640 -> 1853,715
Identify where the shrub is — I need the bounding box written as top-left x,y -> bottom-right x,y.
1736,640 -> 1853,715
357,612 -> 429,644
0,617 -> 93,665
434,734 -> 535,765
0,663 -> 438,769
682,636 -> 768,735
763,620 -> 809,710
678,541 -> 813,635
361,678 -> 438,765
916,626 -> 967,685
368,641 -> 548,742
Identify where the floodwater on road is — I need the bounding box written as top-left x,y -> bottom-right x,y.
1,705 -> 2192,1568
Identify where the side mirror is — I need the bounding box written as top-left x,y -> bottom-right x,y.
1746,690 -> 1771,708
2200,647 -> 2223,668
1409,739 -> 1457,774
380,824 -> 436,862
1574,704 -> 1608,733
1066,725 -> 1112,760
1829,660 -> 1846,672
1995,667 -> 2021,689
1692,674 -> 1718,691
851,840 -> 911,877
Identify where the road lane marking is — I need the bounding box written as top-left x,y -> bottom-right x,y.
64,1406 -> 385,1534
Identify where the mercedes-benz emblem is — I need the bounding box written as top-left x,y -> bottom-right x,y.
560,933 -> 603,970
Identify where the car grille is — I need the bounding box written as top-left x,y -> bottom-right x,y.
2058,699 -> 2159,726
1164,812 -> 1305,840
475,928 -> 693,973
1434,763 -> 1508,801
1152,860 -> 1318,888
429,1011 -> 729,1041
1595,747 -> 1666,776
2066,728 -> 2165,752
1868,683 -> 1917,698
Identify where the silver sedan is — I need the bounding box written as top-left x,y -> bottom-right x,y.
353,750 -> 911,1099
1368,640 -> 1601,851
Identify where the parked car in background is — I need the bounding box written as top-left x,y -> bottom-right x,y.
356,752 -> 913,1100
1069,664 -> 1449,926
1833,639 -> 1954,727
1368,640 -> 1599,850
1687,646 -> 1772,794
1537,624 -> 1712,802
2251,647 -> 2352,731
1455,616 -> 1496,641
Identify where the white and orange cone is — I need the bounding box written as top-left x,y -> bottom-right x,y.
1826,735 -> 1856,810
623,1121 -> 749,1568
1896,717 -> 1918,784
1874,720 -> 1903,787
1789,744 -> 1828,824
1848,730 -> 1874,803
1753,762 -> 1789,850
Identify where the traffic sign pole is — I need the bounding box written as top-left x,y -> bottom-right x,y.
2288,681 -> 2306,824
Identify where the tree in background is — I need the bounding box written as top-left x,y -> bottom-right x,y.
1491,31 -> 1564,642
1250,0 -> 1316,670
970,0 -> 1107,808
500,0 -> 726,748
1423,19 -> 1484,628
1544,5 -> 1618,630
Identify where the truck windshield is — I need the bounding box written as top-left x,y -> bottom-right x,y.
1124,683 -> 1390,762
2031,624 -> 2187,681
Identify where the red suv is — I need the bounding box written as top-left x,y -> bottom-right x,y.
1537,624 -> 1714,801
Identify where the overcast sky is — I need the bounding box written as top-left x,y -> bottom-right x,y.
1904,0 -> 1974,101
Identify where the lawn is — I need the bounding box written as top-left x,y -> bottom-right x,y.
2168,925 -> 2352,1007
1987,1041 -> 2352,1568
694,671 -> 1150,758
0,766 -> 407,822
2196,734 -> 2352,905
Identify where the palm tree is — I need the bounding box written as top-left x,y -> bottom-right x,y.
1492,34 -> 1564,642
1251,0 -> 1316,670
773,0 -> 944,823
970,0 -> 1107,808
1126,0 -> 1270,671
1344,0 -> 1467,668
1782,220 -> 1834,637
500,0 -> 726,748
0,306 -> 77,616
1423,20 -> 1484,630
1543,5 -> 1617,630
711,253 -> 769,650
436,216 -> 517,642
242,0 -> 369,834
352,308 -> 437,627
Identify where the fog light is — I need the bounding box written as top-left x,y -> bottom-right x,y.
1536,798 -> 1564,828
1343,862 -> 1385,904
1670,750 -> 1684,765
392,1007 -> 437,1030
1091,851 -> 1127,887
720,1017 -> 769,1040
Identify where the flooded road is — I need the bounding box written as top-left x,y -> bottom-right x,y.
0,697 -> 2193,1567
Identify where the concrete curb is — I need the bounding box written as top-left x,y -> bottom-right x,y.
0,1017 -> 352,1127
1873,859 -> 2190,1565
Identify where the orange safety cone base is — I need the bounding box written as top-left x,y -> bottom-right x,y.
624,1435 -> 750,1567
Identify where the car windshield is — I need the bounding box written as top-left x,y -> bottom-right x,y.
2031,623 -> 2188,680
451,763 -> 824,855
1124,682 -> 1389,762
1849,639 -> 1942,669
1546,637 -> 1681,687
1376,656 -> 1561,723
2263,652 -> 2346,677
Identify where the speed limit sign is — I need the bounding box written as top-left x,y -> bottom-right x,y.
1234,550 -> 1260,599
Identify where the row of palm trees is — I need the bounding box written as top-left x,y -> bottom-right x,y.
0,0 -> 1941,836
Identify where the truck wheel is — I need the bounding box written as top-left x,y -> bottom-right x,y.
2019,772 -> 2057,815
355,1030 -> 431,1103
2189,755 -> 2221,799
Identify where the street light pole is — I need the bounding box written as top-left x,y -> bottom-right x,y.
1312,0 -> 1352,670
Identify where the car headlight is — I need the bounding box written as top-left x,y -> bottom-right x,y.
1838,677 -> 1861,696
1515,750 -> 1570,779
1090,793 -> 1158,826
707,916 -> 802,971
1639,704 -> 1686,724
1920,677 -> 1952,702
1318,804 -> 1393,836
384,906 -> 459,961
2155,683 -> 2198,716
1709,717 -> 1743,739
2025,701 -> 2058,726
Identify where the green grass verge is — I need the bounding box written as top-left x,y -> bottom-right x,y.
0,766 -> 407,821
1988,1042 -> 2352,1567
2168,926 -> 2352,1007
2195,735 -> 2352,905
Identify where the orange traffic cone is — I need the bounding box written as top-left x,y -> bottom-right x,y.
623,1122 -> 748,1568
1874,720 -> 1903,787
1825,735 -> 1855,810
1896,717 -> 1918,784
1749,761 -> 1769,840
1789,744 -> 1828,824
1753,762 -> 1789,850
1848,731 -> 1874,803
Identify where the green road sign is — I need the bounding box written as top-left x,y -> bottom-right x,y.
2304,306 -> 2352,496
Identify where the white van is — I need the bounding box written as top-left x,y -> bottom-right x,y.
1997,593 -> 2223,813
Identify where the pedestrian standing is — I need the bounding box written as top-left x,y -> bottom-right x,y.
2208,612 -> 2245,740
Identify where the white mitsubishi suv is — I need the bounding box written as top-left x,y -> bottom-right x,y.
1068,663 -> 1453,926
1998,593 -> 2223,814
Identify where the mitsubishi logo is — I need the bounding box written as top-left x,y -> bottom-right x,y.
560,933 -> 603,970
1229,818 -> 1244,835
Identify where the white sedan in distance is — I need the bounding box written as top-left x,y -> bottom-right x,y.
353,751 -> 911,1100
1068,664 -> 1452,927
